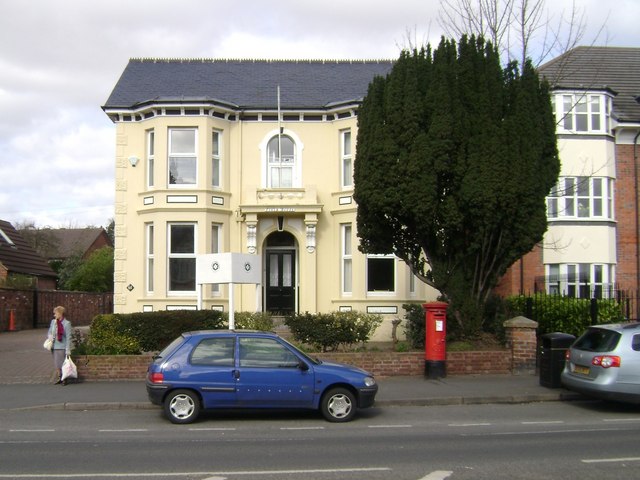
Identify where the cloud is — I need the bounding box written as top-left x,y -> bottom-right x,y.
0,0 -> 638,228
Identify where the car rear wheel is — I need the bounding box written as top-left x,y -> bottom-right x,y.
321,387 -> 356,422
164,389 -> 200,424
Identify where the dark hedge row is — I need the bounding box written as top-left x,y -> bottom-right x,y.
73,310 -> 276,355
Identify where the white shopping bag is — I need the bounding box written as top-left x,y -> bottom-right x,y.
61,356 -> 78,381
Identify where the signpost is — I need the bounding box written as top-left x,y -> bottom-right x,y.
196,253 -> 262,329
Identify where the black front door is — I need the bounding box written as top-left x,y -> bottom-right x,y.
265,249 -> 295,313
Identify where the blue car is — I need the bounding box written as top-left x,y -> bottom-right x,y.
146,330 -> 378,424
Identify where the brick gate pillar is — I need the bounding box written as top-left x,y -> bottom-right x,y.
503,316 -> 538,375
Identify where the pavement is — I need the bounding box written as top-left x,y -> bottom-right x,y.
0,328 -> 585,412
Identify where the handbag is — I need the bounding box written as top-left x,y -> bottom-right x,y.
61,356 -> 77,381
43,337 -> 54,351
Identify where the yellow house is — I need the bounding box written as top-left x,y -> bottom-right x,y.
102,58 -> 436,339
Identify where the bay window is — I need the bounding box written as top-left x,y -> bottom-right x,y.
341,224 -> 352,295
168,128 -> 197,186
546,263 -> 614,298
341,130 -> 352,189
212,130 -> 221,188
168,223 -> 196,293
146,130 -> 155,188
547,177 -> 613,220
555,93 -> 611,134
145,223 -> 154,293
367,254 -> 395,294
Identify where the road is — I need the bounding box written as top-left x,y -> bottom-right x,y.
1,401 -> 639,479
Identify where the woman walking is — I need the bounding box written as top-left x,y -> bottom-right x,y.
46,306 -> 72,385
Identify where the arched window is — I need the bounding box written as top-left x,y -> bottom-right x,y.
266,135 -> 296,188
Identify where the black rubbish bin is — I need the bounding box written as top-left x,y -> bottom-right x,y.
539,332 -> 576,388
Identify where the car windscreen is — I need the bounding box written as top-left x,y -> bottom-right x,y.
573,328 -> 621,353
154,335 -> 187,360
278,336 -> 320,365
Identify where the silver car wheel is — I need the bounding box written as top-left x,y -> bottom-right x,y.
164,389 -> 200,424
170,394 -> 195,419
328,393 -> 352,418
321,387 -> 356,422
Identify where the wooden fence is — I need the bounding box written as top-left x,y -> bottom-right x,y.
0,288 -> 113,331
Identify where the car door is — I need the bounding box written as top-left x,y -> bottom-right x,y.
618,333 -> 640,386
235,336 -> 314,407
184,336 -> 238,408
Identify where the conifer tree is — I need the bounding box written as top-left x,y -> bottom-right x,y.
353,35 -> 559,337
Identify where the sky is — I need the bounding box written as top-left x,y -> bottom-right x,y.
0,0 -> 638,229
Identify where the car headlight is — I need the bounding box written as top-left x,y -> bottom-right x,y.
364,376 -> 376,387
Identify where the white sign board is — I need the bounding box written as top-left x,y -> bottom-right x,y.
196,253 -> 261,285
196,253 -> 262,330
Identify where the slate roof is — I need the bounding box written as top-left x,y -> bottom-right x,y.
103,58 -> 395,111
0,220 -> 57,279
538,46 -> 640,122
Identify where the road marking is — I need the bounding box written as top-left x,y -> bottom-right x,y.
368,424 -> 413,428
582,457 -> 640,464
189,427 -> 236,431
0,467 -> 392,477
9,429 -> 55,432
98,429 -> 148,433
279,427 -> 325,431
448,423 -> 491,427
521,421 -> 564,425
602,418 -> 640,423
462,427 -> 630,436
419,471 -> 454,480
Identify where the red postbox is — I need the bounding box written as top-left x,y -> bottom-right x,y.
423,301 -> 447,378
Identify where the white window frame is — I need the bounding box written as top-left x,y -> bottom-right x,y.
259,129 -> 304,189
145,223 -> 154,294
547,176 -> 614,220
409,269 -> 416,296
212,130 -> 222,188
341,224 -> 352,295
366,254 -> 396,295
146,129 -> 155,189
555,92 -> 611,135
168,128 -> 198,187
167,222 -> 197,295
341,129 -> 352,189
546,263 -> 615,298
211,223 -> 222,296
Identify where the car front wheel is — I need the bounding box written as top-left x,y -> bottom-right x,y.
164,389 -> 201,424
321,387 -> 356,422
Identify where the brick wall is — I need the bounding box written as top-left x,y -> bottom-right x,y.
0,288 -> 113,331
72,317 -> 532,381
615,144 -> 638,291
75,354 -> 154,381
73,349 -> 511,381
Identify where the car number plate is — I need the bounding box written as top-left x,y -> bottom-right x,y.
573,365 -> 590,375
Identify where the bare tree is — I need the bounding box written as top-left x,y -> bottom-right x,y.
438,0 -> 604,70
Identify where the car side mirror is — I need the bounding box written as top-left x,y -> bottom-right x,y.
298,360 -> 309,371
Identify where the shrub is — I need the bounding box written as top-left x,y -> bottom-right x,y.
285,311 -> 382,352
403,303 -> 425,349
505,294 -> 626,337
73,309 -> 226,355
83,314 -> 142,355
228,311 -> 274,331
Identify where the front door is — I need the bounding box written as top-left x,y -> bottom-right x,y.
265,249 -> 295,313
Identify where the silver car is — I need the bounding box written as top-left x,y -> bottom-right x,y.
561,322 -> 640,404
